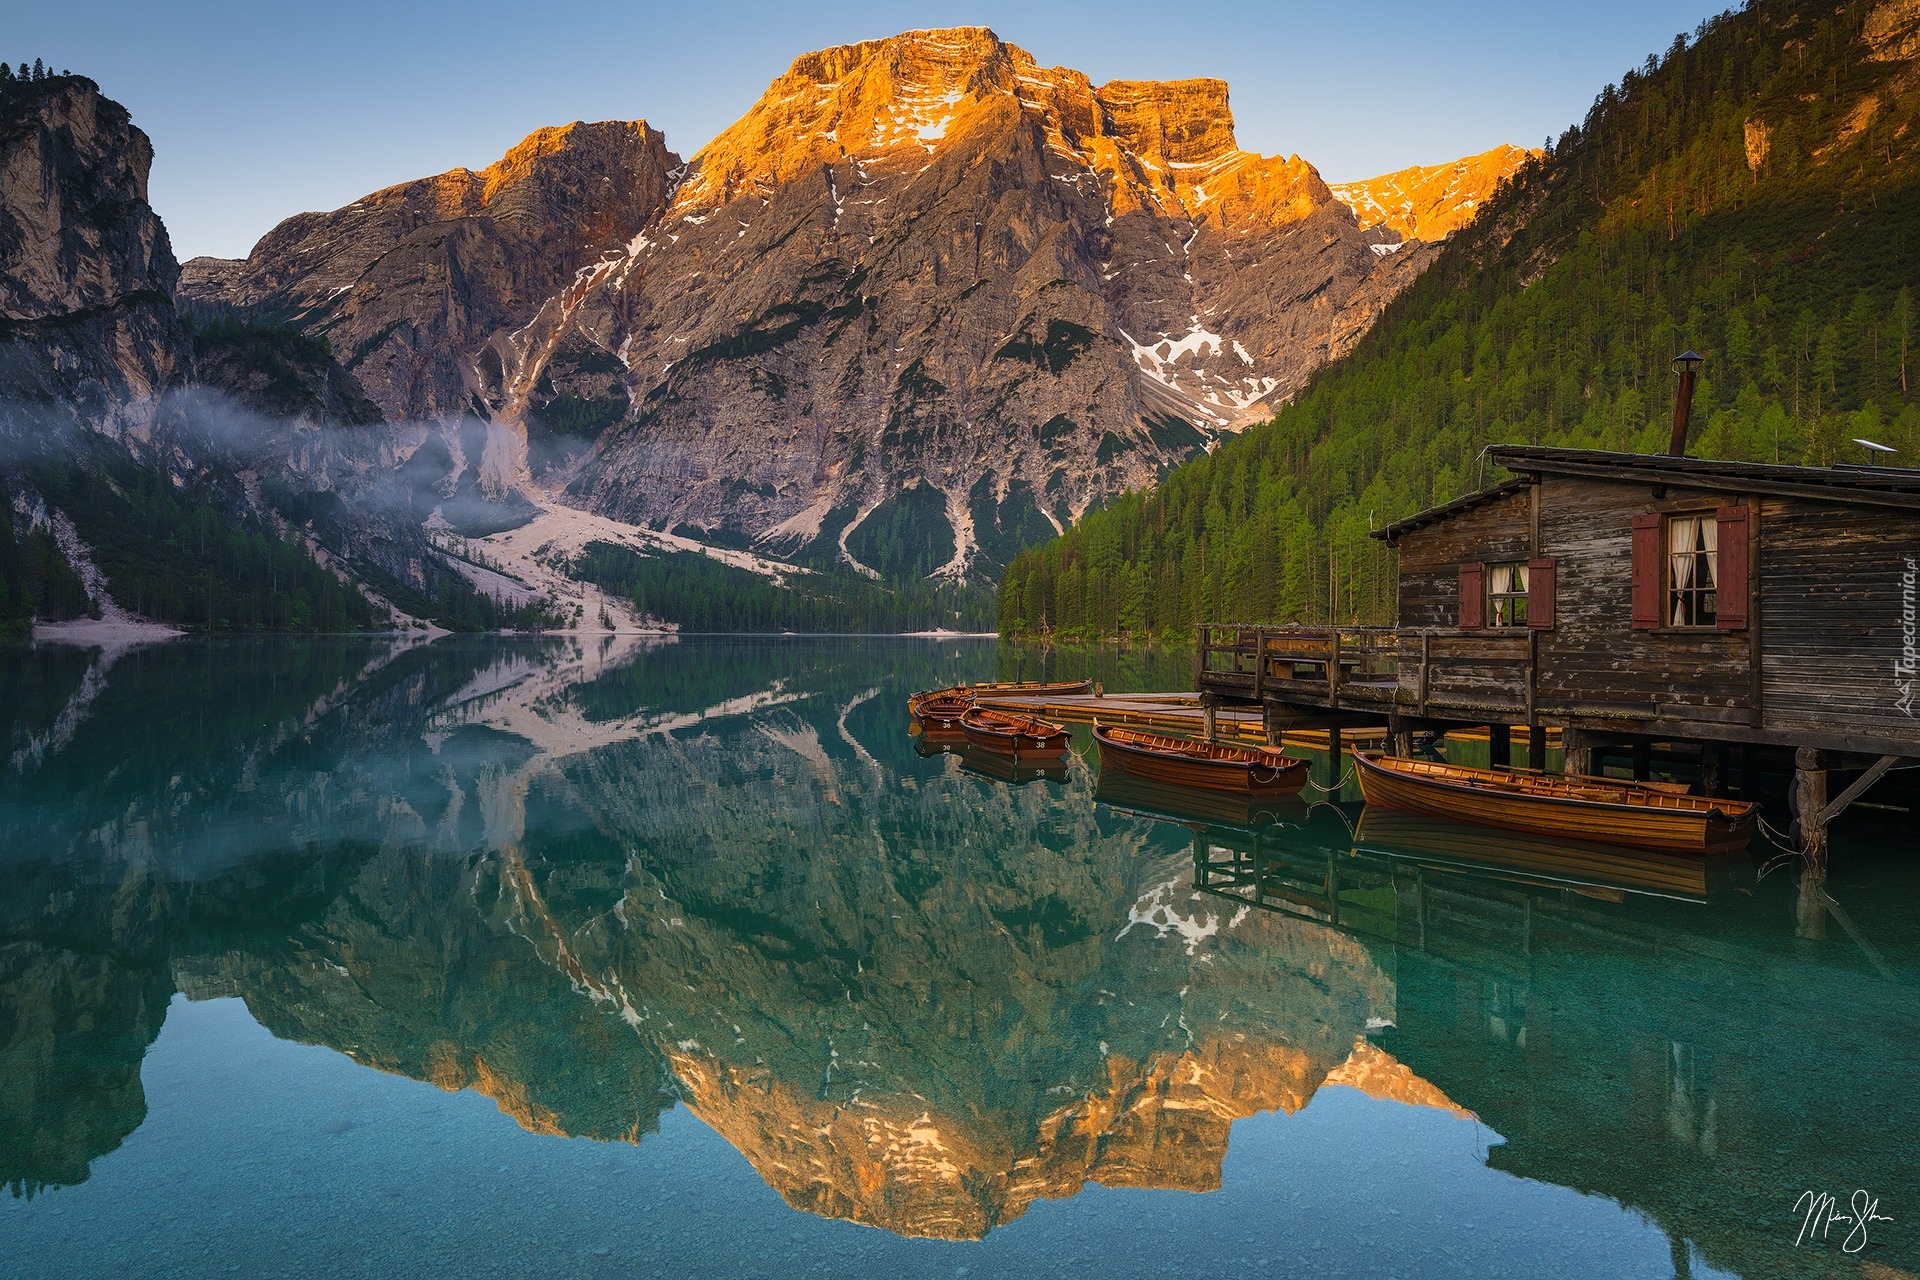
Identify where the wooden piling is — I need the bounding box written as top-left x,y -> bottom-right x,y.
1528,724 -> 1548,771
1699,744 -> 1724,797
1795,747 -> 1830,872
1796,866 -> 1829,940
1562,728 -> 1594,776
1488,723 -> 1511,769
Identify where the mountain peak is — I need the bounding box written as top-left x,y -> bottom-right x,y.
175,30 -> 1523,583
677,26 -> 1311,231
1330,143 -> 1538,242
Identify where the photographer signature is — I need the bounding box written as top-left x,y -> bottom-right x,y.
1795,1190 -> 1893,1253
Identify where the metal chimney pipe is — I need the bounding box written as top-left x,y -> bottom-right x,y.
1669,351 -> 1703,457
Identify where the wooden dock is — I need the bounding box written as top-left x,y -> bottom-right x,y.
974,689 -> 1563,756
974,691 -> 1397,753
1188,447 -> 1920,871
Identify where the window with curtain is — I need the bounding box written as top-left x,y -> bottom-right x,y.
1488,561 -> 1529,627
1668,514 -> 1718,625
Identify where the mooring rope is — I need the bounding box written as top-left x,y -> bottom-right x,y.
1754,813 -> 1803,875
1303,767 -> 1355,796
1757,813 -> 1799,850
1305,797 -> 1357,837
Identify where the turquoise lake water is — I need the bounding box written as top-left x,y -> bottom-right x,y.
1,635 -> 1914,1278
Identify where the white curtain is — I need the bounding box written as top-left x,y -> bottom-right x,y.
1489,563 -> 1528,624
1490,563 -> 1528,595
1670,519 -> 1696,594
1698,514 -> 1717,587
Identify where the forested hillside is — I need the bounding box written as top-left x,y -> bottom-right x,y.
1000,0 -> 1920,638
22,448 -> 385,633
0,493 -> 92,634
569,543 -> 994,634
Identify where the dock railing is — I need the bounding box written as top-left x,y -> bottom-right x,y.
1195,624 -> 1400,705
1197,624 -> 1535,718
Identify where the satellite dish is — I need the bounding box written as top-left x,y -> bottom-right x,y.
1852,438 -> 1897,466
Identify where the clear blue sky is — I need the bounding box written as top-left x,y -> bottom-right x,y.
16,1 -> 1732,261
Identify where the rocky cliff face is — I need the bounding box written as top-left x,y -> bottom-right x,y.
555,29 -> 1443,577
179,120 -> 678,427
0,76 -> 464,629
179,29 -> 1525,581
178,120 -> 680,517
1330,143 -> 1537,242
0,76 -> 187,436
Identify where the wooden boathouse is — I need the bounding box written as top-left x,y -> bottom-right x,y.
1195,445 -> 1920,859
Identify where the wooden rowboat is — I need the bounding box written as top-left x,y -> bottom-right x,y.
1092,725 -> 1308,796
959,707 -> 1071,757
968,678 -> 1093,696
908,690 -> 975,727
1352,752 -> 1758,855
907,679 -> 1090,726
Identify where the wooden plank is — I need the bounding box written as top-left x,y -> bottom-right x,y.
1526,628 -> 1537,722
1814,754 -> 1902,826
1759,498 -> 1919,737
1489,451 -> 1920,511
1419,632 -> 1430,716
1398,489 -> 1530,630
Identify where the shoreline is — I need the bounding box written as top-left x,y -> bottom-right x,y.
30,617 -> 186,646
11,625 -> 1005,642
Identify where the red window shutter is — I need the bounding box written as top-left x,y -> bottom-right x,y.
1716,505 -> 1749,629
1526,558 -> 1556,630
1631,513 -> 1661,630
1458,563 -> 1484,629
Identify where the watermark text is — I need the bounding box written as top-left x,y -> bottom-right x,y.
1898,557 -> 1917,717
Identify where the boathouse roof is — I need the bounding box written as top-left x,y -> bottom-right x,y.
1374,446 -> 1920,543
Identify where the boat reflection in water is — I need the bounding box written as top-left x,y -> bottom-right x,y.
956,743 -> 1071,786
1094,769 -> 1309,831
2,636 -> 1915,1279
912,725 -> 967,756
1350,808 -> 1756,901
1145,796 -> 1916,1280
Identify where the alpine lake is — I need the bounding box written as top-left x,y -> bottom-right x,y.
1,635 -> 1914,1279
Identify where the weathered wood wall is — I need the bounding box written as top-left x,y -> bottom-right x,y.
1759,498 -> 1919,746
1533,475 -> 1752,724
1387,470 -> 1920,751
1396,489 -> 1532,630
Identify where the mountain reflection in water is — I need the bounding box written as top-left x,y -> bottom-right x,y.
1,636 -> 1915,1277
